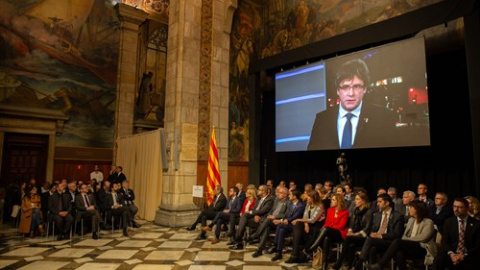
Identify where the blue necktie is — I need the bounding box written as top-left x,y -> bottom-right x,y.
341,113 -> 354,149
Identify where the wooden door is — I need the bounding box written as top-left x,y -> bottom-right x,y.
1,133 -> 48,188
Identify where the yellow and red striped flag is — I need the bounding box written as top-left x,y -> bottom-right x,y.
206,127 -> 221,205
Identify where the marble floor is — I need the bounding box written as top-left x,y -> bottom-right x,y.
0,221 -> 316,270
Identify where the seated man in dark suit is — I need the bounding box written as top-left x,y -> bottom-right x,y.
41,183 -> 57,219
267,189 -> 305,261
416,183 -> 434,209
430,192 -> 453,235
48,182 -> 73,240
119,180 -> 140,228
434,198 -> 480,270
308,58 -> 397,150
105,182 -> 130,236
230,185 -> 275,250
96,180 -> 111,214
187,185 -> 227,239
236,182 -> 246,201
248,186 -> 291,257
355,193 -> 404,269
75,184 -> 104,239
66,182 -> 78,223
201,186 -> 243,243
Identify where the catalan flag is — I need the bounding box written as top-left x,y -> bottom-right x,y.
206,127 -> 221,205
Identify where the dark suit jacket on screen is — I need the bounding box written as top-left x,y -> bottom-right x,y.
307,104 -> 398,150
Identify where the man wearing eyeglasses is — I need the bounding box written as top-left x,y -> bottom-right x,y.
308,58 -> 396,150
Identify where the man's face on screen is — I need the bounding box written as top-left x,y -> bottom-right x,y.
337,76 -> 366,111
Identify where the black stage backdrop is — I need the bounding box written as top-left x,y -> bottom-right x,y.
260,48 -> 475,199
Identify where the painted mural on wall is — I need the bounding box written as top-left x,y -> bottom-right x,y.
260,0 -> 444,58
0,0 -> 119,148
229,1 -> 262,162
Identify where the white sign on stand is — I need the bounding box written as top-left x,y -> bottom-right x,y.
192,185 -> 204,198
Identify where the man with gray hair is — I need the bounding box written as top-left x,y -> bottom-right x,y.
247,186 -> 290,257
230,185 -> 274,250
187,185 -> 227,240
388,187 -> 403,211
236,182 -> 246,201
400,190 -> 416,222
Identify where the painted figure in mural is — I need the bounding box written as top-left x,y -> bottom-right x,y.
0,72 -> 21,102
229,5 -> 259,162
137,71 -> 154,116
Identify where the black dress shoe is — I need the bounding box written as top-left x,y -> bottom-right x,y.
92,232 -> 99,240
229,243 -> 244,250
271,252 -> 282,261
186,225 -> 195,231
123,228 -> 128,236
195,234 -> 207,240
252,249 -> 262,258
266,246 -> 276,254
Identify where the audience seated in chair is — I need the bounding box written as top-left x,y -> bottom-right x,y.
19,185 -> 44,237
285,190 -> 325,263
308,193 -> 350,270
202,186 -> 243,244
229,185 -> 274,250
434,197 -> 480,270
105,182 -> 131,237
333,191 -> 373,270
354,193 -> 404,270
367,200 -> 437,270
248,186 -> 290,258
267,189 -> 305,261
48,182 -> 73,240
119,180 -> 141,228
187,185 -> 227,240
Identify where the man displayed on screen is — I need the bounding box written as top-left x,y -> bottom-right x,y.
307,58 -> 396,150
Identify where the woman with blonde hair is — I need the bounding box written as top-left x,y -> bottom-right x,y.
465,196 -> 480,220
226,187 -> 256,244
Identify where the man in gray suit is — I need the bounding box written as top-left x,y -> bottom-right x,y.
248,186 -> 290,257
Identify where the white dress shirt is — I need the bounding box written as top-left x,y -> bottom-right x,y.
337,102 -> 363,146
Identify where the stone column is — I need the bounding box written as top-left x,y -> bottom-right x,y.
154,0 -> 237,227
210,0 -> 238,191
114,4 -> 148,161
155,0 -> 203,227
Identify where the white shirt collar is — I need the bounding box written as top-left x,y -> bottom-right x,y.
339,101 -> 363,119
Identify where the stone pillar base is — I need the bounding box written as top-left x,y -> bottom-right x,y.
154,204 -> 200,227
